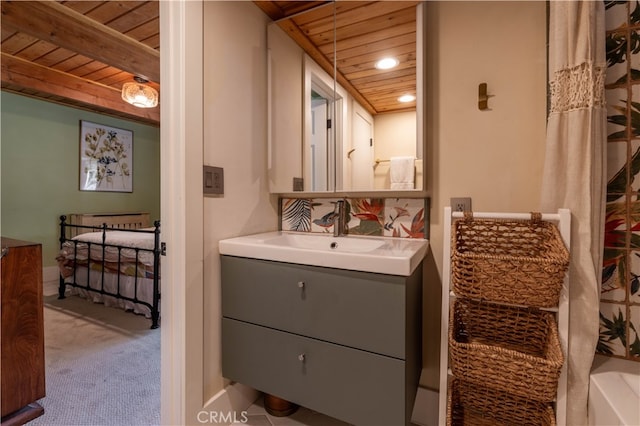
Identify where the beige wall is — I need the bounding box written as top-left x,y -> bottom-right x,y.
375,111 -> 418,161
421,1 -> 548,389
268,24 -> 304,193
164,1 -> 549,419
201,0 -> 280,406
373,111 -> 419,190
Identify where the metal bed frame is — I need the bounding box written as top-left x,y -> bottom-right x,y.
58,215 -> 161,329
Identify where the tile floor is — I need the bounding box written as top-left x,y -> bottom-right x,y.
234,397 -> 351,426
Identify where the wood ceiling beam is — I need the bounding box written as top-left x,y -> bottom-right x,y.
1,53 -> 160,125
1,0 -> 160,83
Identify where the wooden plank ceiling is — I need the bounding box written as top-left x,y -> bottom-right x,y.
1,1 -> 160,126
254,1 -> 418,115
1,1 -> 416,126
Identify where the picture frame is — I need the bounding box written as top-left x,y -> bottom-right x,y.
79,120 -> 133,192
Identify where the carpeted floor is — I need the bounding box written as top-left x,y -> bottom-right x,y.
28,286 -> 160,426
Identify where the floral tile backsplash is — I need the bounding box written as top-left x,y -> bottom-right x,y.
601,0 -> 640,361
280,197 -> 429,239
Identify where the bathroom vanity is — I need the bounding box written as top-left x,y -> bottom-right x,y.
221,255 -> 422,425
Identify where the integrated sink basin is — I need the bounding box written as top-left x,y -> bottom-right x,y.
218,231 -> 429,276
265,232 -> 386,253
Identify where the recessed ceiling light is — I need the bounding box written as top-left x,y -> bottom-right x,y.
375,57 -> 399,70
398,94 -> 416,103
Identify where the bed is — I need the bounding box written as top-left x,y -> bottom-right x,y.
57,213 -> 161,329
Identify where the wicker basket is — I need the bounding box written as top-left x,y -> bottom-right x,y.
447,378 -> 556,426
448,298 -> 564,402
451,212 -> 569,308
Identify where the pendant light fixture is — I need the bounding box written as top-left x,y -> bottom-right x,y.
121,76 -> 159,108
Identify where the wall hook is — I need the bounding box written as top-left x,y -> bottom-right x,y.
478,83 -> 494,110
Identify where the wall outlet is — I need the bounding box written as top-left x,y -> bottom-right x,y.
450,197 -> 472,212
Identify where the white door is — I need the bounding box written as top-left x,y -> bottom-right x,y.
351,110 -> 373,190
311,98 -> 328,191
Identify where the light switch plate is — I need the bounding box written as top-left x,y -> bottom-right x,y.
204,166 -> 223,195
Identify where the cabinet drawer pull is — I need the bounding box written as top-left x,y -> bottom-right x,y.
298,353 -> 305,362
297,281 -> 305,289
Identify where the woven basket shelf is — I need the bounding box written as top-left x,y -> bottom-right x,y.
451,212 -> 569,308
447,378 -> 556,426
448,298 -> 564,402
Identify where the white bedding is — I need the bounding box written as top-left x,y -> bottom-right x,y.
66,266 -> 157,318
59,227 -> 160,319
73,228 -> 156,249
63,229 -> 157,267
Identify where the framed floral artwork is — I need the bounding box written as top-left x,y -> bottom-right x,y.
79,121 -> 133,192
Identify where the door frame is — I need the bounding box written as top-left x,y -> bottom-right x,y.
160,1 -> 204,424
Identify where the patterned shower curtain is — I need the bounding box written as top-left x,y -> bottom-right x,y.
541,1 -> 607,424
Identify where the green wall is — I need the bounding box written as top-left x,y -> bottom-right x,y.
1,91 -> 160,267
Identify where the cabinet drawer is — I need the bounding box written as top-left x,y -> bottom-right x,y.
222,318 -> 409,426
221,256 -> 407,358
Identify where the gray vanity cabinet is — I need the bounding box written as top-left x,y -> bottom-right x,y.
221,255 -> 422,426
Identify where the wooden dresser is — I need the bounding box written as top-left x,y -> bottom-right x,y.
1,238 -> 45,425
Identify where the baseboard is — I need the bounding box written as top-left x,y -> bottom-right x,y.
411,387 -> 439,426
43,266 -> 59,283
201,382 -> 436,425
199,382 -> 259,425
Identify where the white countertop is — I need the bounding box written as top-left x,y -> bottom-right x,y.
218,231 -> 429,276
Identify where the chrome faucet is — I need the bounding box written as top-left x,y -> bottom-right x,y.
333,200 -> 348,237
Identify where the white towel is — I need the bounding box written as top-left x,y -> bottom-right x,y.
390,156 -> 415,190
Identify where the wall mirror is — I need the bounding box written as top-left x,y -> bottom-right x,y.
260,1 -> 424,194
